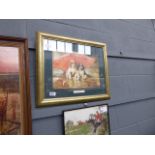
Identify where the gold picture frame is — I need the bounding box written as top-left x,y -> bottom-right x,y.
36,32 -> 110,107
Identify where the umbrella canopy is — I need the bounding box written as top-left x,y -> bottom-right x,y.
53,53 -> 96,71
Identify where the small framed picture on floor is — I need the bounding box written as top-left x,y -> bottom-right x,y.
63,104 -> 110,135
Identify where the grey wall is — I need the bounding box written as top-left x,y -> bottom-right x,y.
0,19 -> 155,135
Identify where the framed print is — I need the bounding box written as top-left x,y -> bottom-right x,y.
36,32 -> 110,107
64,104 -> 110,135
0,36 -> 31,135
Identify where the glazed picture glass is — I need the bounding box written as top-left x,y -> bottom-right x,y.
37,32 -> 110,106
0,37 -> 31,135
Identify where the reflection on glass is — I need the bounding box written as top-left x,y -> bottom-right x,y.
48,40 -> 56,51
85,46 -> 91,55
43,39 -> 48,50
57,41 -> 65,52
78,44 -> 84,54
65,42 -> 72,53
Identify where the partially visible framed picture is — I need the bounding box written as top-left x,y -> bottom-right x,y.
64,104 -> 110,135
0,36 -> 31,135
36,32 -> 110,107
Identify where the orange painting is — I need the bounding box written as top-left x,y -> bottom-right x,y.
52,52 -> 101,89
0,47 -> 21,135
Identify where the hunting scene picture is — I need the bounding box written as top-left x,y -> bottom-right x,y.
0,47 -> 21,135
64,105 -> 109,135
52,51 -> 101,89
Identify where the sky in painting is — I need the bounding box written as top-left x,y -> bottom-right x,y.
64,105 -> 107,125
0,46 -> 19,73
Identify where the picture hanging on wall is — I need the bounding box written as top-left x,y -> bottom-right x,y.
63,104 -> 110,135
0,36 -> 31,135
36,32 -> 110,107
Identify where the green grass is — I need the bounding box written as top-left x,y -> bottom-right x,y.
66,123 -> 92,135
65,115 -> 110,135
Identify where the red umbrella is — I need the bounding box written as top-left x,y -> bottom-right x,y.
53,53 -> 96,71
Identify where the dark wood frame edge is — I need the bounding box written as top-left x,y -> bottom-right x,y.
0,35 -> 32,135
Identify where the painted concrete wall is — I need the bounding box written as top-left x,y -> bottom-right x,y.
0,19 -> 155,134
